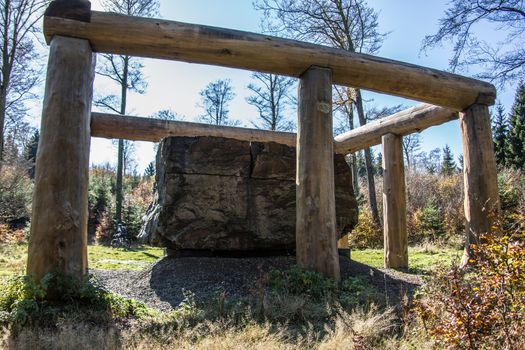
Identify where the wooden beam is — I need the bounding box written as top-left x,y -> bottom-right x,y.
460,104 -> 499,266
296,66 -> 340,281
27,36 -> 95,283
90,112 -> 297,147
334,104 -> 458,154
382,133 -> 408,269
43,11 -> 496,110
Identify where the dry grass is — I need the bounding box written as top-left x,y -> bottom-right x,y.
1,304 -> 399,350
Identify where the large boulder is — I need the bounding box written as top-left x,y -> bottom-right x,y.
139,136 -> 358,252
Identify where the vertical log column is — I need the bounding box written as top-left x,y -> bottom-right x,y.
27,36 -> 95,282
382,133 -> 408,268
296,66 -> 340,281
460,104 -> 499,266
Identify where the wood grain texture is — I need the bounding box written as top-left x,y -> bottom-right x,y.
91,112 -> 297,147
382,133 -> 408,269
43,11 -> 496,110
296,66 -> 340,281
460,104 -> 499,266
27,36 -> 95,283
335,104 -> 458,154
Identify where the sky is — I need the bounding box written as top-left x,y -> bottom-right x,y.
32,0 -> 520,173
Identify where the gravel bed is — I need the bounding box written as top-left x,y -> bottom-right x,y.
92,255 -> 422,312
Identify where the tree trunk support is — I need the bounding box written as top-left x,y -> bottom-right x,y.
27,36 -> 95,283
460,104 -> 499,266
296,66 -> 340,281
382,133 -> 408,269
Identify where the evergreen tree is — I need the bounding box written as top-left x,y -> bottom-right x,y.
506,83 -> 525,170
491,102 -> 508,167
375,152 -> 383,176
440,145 -> 456,176
24,129 -> 39,178
144,161 -> 155,177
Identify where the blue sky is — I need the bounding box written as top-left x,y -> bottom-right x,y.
72,0 -> 519,172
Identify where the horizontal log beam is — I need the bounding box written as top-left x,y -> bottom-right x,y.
90,112 -> 297,147
44,11 -> 496,110
334,104 -> 458,154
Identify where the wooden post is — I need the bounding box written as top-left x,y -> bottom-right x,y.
382,133 -> 408,269
296,66 -> 340,281
460,104 -> 499,266
27,36 -> 95,282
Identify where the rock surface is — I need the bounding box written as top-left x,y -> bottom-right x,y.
139,136 -> 358,252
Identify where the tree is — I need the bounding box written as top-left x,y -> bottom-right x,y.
0,0 -> 46,162
144,161 -> 155,177
151,109 -> 180,121
422,148 -> 441,174
198,79 -> 239,126
491,102 -> 508,167
23,128 -> 38,178
422,0 -> 525,85
94,0 -> 159,224
441,145 -> 457,176
255,0 -> 388,226
402,134 -> 422,170
375,152 -> 383,176
506,82 -> 525,169
246,72 -> 295,131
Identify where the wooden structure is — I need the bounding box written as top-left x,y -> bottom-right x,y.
28,0 -> 499,282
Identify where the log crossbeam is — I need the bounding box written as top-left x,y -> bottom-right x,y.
43,9 -> 496,110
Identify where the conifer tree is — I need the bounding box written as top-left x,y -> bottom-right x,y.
491,102 -> 508,167
23,129 -> 39,178
440,145 -> 456,176
506,83 -> 525,170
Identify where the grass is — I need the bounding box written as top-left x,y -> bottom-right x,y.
351,246 -> 462,274
0,240 -> 459,282
88,245 -> 164,270
0,243 -> 164,281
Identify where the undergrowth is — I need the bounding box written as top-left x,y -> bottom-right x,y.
0,273 -> 153,329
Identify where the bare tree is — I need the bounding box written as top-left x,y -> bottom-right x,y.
246,72 -> 295,131
422,0 -> 525,85
198,79 -> 238,126
402,134 -> 422,170
256,0 -> 387,225
94,0 -> 159,224
0,0 -> 46,163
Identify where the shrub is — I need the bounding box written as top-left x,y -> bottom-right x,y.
349,210 -> 383,249
414,215 -> 525,349
0,165 -> 33,225
268,265 -> 377,308
0,273 -> 153,327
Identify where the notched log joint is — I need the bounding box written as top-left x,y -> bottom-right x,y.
45,0 -> 91,23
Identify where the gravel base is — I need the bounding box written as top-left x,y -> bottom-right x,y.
92,256 -> 422,312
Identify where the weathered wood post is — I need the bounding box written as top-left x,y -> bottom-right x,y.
382,133 -> 408,268
460,104 -> 499,266
296,66 -> 340,281
27,35 -> 95,282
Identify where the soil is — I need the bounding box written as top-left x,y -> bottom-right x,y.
93,255 -> 422,312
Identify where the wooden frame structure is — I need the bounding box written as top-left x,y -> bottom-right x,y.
27,0 -> 499,282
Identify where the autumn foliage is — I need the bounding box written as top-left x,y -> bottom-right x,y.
414,215 -> 525,349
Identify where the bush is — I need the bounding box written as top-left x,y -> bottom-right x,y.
268,265 -> 377,308
0,273 -> 153,327
0,165 -> 33,225
349,210 -> 383,249
413,215 -> 525,349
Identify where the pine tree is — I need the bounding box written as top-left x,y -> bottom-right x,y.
506,83 -> 525,170
440,145 -> 456,176
24,129 -> 39,178
144,161 -> 155,177
491,102 -> 508,167
375,152 -> 383,176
